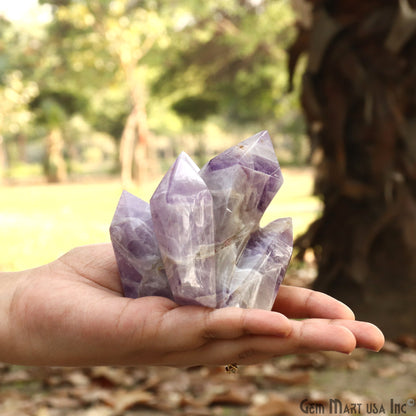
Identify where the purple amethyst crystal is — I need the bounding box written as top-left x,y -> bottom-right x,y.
109,190 -> 173,299
110,131 -> 293,310
219,218 -> 293,309
199,130 -> 284,283
150,152 -> 217,307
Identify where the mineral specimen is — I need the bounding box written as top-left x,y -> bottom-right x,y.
199,130 -> 284,288
218,217 -> 293,309
150,152 -> 217,307
110,131 -> 293,310
109,190 -> 172,300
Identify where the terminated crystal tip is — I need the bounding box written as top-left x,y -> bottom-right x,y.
200,130 -> 283,215
198,130 -> 284,293
150,152 -> 217,307
110,190 -> 172,299
221,217 -> 293,309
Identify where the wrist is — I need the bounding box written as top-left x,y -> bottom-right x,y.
0,270 -> 30,363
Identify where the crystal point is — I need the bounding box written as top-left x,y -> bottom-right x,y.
150,152 -> 216,307
199,130 -> 284,287
110,190 -> 172,299
221,217 -> 293,309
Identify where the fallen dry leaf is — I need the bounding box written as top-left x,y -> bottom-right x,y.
90,366 -> 142,388
102,388 -> 157,413
66,370 -> 91,387
44,392 -> 81,410
285,353 -> 327,370
243,368 -> 310,387
248,393 -> 303,416
209,383 -> 256,406
1,368 -> 32,384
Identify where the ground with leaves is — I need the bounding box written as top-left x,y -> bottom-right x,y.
1,337 -> 415,415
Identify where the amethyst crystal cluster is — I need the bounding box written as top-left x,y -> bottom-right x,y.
110,131 -> 293,310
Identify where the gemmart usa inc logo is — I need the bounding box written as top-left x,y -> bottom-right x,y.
300,398 -> 415,414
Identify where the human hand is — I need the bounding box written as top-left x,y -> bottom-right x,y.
1,244 -> 384,367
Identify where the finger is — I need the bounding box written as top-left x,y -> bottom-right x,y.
273,285 -> 355,320
330,319 -> 385,351
165,320 -> 356,366
160,306 -> 292,353
232,320 -> 356,364
199,307 -> 292,339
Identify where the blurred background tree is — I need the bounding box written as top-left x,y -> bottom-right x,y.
39,0 -> 171,185
152,0 -> 302,165
1,0 -> 303,184
0,17 -> 39,182
291,0 -> 416,337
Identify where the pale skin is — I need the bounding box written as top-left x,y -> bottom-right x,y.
0,244 -> 384,367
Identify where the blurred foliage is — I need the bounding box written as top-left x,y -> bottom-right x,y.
154,0 -> 297,123
0,0 -> 306,181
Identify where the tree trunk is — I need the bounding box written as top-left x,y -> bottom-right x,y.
290,0 -> 416,337
44,128 -> 67,183
119,70 -> 157,187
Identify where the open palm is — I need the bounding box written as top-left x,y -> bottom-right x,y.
2,244 -> 384,367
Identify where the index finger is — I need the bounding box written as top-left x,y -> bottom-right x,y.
273,285 -> 355,320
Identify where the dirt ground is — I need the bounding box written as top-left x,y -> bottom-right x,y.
0,336 -> 415,416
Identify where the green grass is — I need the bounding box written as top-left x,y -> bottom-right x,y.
0,168 -> 321,272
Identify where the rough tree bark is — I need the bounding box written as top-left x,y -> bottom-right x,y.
290,0 -> 416,337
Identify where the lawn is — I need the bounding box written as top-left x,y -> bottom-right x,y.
0,167 -> 321,272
